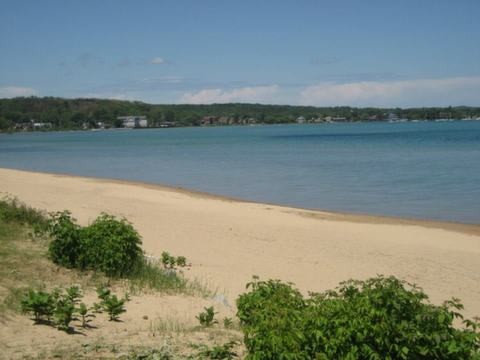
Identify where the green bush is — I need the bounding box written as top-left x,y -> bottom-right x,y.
20,289 -> 56,323
81,214 -> 143,276
77,302 -> 95,327
48,212 -> 143,277
47,211 -> 82,268
160,251 -> 188,269
237,276 -> 480,359
54,296 -> 76,331
102,294 -> 126,321
161,251 -> 177,269
95,287 -> 128,321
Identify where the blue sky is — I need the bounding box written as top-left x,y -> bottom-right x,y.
1,0 -> 479,107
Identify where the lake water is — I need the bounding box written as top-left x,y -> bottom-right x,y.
1,121 -> 479,224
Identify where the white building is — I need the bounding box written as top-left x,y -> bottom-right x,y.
117,116 -> 148,128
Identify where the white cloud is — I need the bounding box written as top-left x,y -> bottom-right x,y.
179,85 -> 279,104
300,76 -> 480,107
0,86 -> 38,98
150,57 -> 166,64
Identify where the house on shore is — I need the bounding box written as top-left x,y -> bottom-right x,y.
117,116 -> 148,128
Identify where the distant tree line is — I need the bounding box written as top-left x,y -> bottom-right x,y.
0,96 -> 479,131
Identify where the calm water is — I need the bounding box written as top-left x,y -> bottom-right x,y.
1,121 -> 480,224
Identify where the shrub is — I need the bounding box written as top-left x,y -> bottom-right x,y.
95,285 -> 128,321
236,277 -> 306,358
20,289 -> 56,323
161,251 -> 177,269
54,297 -> 76,331
47,212 -> 143,277
77,302 -> 95,327
80,214 -> 143,277
196,306 -> 218,327
176,256 -> 187,267
47,211 -> 82,268
237,275 -> 480,359
102,294 -> 127,321
65,285 -> 82,304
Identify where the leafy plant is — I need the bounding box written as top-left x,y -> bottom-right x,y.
96,285 -> 111,301
196,306 -> 218,327
47,212 -> 144,277
195,341 -> 238,359
54,297 -> 76,331
47,211 -> 82,268
237,275 -> 480,359
82,214 -> 144,276
103,294 -> 126,321
176,256 -> 187,267
161,251 -> 177,269
65,285 -> 82,304
77,302 -> 95,328
20,289 -> 56,323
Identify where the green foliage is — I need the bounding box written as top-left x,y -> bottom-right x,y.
96,285 -> 111,301
161,252 -> 188,270
47,212 -> 143,277
237,275 -> 480,359
196,306 -> 218,327
65,285 -> 82,304
176,256 -> 187,267
47,211 -> 82,268
95,286 -> 127,321
81,214 -> 144,276
20,287 -> 83,332
237,277 -> 306,358
20,289 -> 56,322
101,294 -> 127,321
77,302 -> 95,327
3,96 -> 479,132
195,341 -> 238,359
161,251 -> 177,269
54,296 -> 76,331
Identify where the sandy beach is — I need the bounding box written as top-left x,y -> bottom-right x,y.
1,167 -> 479,318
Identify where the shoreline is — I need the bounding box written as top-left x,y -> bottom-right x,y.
1,167 -> 479,318
1,166 -> 479,236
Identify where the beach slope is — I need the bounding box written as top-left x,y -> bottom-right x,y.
1,168 -> 479,318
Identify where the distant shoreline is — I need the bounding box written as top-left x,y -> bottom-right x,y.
2,97 -> 480,133
2,117 -> 480,135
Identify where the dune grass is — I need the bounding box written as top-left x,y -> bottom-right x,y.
0,197 -> 214,317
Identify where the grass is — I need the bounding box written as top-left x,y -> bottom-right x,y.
0,195 -> 49,229
149,316 -> 190,335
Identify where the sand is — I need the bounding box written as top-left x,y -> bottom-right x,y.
1,167 -> 479,319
